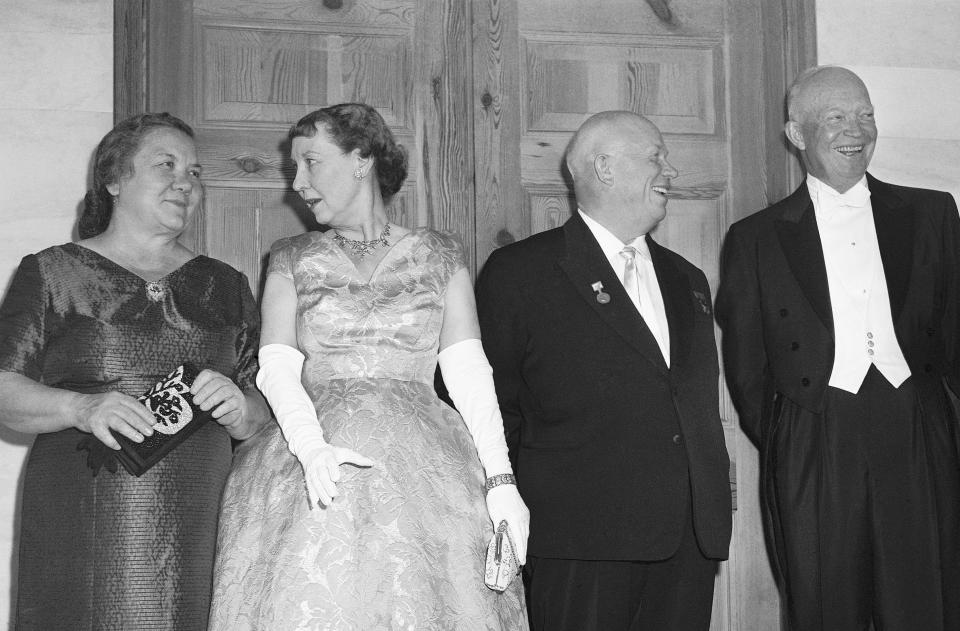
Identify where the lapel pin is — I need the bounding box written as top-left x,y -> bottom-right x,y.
591,281 -> 610,304
692,290 -> 712,315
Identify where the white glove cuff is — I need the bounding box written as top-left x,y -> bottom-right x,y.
438,338 -> 513,478
256,343 -> 326,458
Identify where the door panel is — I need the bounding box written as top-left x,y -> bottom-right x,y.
522,35 -> 720,136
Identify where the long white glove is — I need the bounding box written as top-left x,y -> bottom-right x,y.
438,338 -> 530,563
257,344 -> 374,507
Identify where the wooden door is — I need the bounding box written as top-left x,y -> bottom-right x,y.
116,1 -> 814,628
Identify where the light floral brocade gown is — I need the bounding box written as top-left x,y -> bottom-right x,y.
209,228 -> 528,630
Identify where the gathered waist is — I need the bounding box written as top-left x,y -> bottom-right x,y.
306,375 -> 434,387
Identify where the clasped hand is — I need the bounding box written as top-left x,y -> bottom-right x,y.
486,484 -> 530,564
74,391 -> 156,450
191,369 -> 249,434
74,369 -> 247,449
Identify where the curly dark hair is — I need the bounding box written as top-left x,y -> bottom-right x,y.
79,112 -> 195,239
289,103 -> 408,201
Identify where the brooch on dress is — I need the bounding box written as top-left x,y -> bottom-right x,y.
145,281 -> 164,302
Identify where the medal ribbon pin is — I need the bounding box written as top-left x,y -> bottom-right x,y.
591,281 -> 610,304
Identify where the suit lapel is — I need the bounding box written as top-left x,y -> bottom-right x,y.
774,185 -> 834,330
557,215 -> 669,372
868,173 -> 914,321
648,237 -> 692,370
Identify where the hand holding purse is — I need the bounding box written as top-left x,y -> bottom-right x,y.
77,363 -> 212,476
484,520 -> 522,591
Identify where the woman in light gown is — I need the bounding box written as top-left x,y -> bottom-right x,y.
210,103 -> 530,630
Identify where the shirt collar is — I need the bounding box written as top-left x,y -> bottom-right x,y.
578,208 -> 650,259
807,174 -> 871,217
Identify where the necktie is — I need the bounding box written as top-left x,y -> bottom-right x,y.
620,245 -> 668,362
620,245 -> 643,308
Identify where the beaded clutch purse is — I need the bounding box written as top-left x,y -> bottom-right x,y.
484,520 -> 521,592
78,363 -> 212,476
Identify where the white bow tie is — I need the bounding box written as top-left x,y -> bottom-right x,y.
825,185 -> 871,208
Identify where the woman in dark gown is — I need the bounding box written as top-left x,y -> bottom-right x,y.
0,113 -> 269,630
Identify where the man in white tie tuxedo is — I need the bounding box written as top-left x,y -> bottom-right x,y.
476,110 -> 732,630
717,66 -> 960,631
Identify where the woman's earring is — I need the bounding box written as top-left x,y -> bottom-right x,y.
354,168 -> 364,180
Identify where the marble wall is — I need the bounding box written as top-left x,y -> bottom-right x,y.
0,0 -> 113,624
817,1 -> 960,200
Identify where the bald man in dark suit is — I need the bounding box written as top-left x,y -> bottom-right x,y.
477,111 -> 732,631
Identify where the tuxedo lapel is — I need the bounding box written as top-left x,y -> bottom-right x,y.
868,173 -> 914,321
774,185 -> 834,331
557,215 -> 669,372
648,237 -> 692,370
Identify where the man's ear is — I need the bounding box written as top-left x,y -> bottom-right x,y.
593,154 -> 614,186
785,121 -> 806,151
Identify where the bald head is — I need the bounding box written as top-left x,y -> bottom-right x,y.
565,111 -> 662,186
787,66 -> 871,124
564,110 -> 677,241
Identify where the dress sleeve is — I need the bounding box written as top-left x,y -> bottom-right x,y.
266,238 -> 294,279
0,254 -> 48,381
233,273 -> 261,391
434,230 -> 467,280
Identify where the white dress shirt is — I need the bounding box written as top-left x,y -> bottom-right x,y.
579,209 -> 670,366
808,175 -> 910,393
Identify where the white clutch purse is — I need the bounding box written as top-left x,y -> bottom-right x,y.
484,520 -> 521,591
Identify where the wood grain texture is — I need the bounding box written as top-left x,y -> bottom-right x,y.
196,0 -> 414,26
522,33 -> 722,135
198,23 -> 412,130
201,187 -> 263,286
414,0 -> 476,269
114,0 -> 146,122
146,0 -> 195,121
471,0 -> 524,261
517,0 -> 724,36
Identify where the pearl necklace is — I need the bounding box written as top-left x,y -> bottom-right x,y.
332,223 -> 391,258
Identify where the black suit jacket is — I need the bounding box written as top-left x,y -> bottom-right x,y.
716,173 -> 960,445
476,213 -> 732,561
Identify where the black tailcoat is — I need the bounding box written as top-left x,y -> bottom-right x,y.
716,173 -> 960,446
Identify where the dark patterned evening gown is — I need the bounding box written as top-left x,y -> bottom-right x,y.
209,228 -> 528,630
0,243 -> 260,631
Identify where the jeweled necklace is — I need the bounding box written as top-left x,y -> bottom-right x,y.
332,223 -> 391,258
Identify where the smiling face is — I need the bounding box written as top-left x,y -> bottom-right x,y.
107,128 -> 202,235
786,68 -> 876,193
290,124 -> 366,225
608,118 -> 678,233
